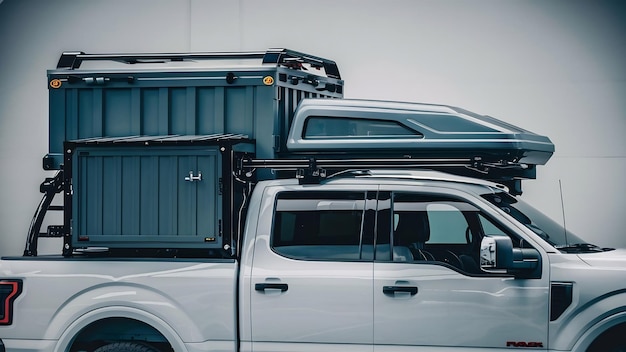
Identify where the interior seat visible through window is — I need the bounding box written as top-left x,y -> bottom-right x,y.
394,212 -> 434,261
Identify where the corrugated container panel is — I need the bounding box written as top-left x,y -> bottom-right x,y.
54,85 -> 266,141
46,51 -> 345,170
72,146 -> 223,249
48,83 -> 340,170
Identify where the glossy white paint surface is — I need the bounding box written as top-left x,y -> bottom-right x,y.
374,263 -> 548,348
0,258 -> 236,351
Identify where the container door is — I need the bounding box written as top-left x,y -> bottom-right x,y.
72,147 -> 222,249
245,186 -> 376,352
373,187 -> 549,351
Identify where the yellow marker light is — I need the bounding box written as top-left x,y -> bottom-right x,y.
263,76 -> 274,86
50,79 -> 62,89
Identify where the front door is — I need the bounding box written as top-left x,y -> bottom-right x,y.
373,188 -> 549,351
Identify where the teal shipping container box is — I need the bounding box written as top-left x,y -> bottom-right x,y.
32,48 -> 343,257
45,48 -> 344,170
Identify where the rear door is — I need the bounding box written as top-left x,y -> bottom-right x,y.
373,186 -> 549,351
247,184 -> 377,352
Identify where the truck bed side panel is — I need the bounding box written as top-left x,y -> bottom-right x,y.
0,258 -> 237,350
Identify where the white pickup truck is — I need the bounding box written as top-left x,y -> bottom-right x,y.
1,50 -> 624,352
1,169 -> 625,352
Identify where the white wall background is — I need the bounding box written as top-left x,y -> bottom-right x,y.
0,0 -> 624,256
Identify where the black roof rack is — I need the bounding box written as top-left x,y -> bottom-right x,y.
64,134 -> 252,147
56,48 -> 341,79
240,156 -> 533,195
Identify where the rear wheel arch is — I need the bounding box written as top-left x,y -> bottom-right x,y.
55,307 -> 187,352
69,317 -> 171,352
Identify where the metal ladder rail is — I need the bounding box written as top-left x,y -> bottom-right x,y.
23,171 -> 64,256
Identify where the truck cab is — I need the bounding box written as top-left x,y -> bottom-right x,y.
240,170 -> 626,352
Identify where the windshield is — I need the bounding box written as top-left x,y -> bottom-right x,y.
482,192 -> 588,249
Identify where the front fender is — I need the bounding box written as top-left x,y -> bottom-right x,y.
571,311 -> 626,352
551,290 -> 626,351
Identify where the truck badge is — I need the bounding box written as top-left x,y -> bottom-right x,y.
507,341 -> 544,348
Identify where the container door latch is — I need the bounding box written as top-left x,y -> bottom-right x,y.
184,171 -> 202,182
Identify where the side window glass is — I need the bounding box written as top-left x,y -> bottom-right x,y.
389,193 -> 483,274
479,213 -> 507,236
478,213 -> 529,249
304,116 -> 422,138
272,191 -> 366,261
426,203 -> 471,244
388,192 -> 532,274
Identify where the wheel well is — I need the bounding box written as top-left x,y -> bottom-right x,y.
587,322 -> 626,352
70,317 -> 172,352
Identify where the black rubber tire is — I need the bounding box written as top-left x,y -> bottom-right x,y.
587,323 -> 626,352
588,341 -> 626,352
93,342 -> 159,352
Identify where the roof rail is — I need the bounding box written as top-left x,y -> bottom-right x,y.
55,48 -> 341,79
239,156 -> 533,194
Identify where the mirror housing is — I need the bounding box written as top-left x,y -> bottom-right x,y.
480,235 -> 541,278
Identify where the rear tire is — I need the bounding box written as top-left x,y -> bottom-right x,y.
93,342 -> 159,352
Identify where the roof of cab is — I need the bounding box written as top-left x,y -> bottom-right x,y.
332,169 -> 507,191
260,169 -> 509,195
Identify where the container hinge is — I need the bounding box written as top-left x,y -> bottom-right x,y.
273,135 -> 281,152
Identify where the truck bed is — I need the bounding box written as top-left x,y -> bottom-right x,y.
0,256 -> 237,351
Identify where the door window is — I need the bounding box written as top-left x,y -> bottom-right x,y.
387,192 -> 525,274
272,191 -> 367,260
